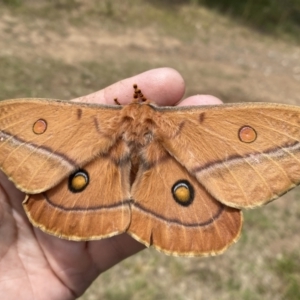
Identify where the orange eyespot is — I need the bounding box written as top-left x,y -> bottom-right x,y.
174,186 -> 190,203
33,119 -> 47,135
172,180 -> 194,206
238,126 -> 257,143
68,170 -> 89,193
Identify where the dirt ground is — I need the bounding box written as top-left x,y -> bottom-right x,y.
1,1 -> 300,299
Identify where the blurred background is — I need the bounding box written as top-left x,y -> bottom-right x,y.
1,0 -> 300,299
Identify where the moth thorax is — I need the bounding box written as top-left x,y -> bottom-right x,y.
119,104 -> 158,145
120,119 -> 155,145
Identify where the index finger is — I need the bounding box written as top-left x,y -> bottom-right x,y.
72,68 -> 185,106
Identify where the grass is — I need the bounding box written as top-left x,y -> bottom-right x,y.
2,0 -> 300,41
272,252 -> 300,299
0,56 -> 155,100
195,0 -> 300,41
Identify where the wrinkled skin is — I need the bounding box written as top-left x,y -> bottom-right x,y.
0,68 -> 222,299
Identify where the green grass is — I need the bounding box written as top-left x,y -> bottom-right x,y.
272,252 -> 300,299
0,56 -> 155,100
2,0 -> 300,42
195,0 -> 300,40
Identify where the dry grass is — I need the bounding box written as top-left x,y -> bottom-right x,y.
0,1 -> 300,299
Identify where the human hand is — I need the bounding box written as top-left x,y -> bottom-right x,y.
0,68 -> 222,299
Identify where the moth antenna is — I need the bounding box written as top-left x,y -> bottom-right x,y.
114,98 -> 121,105
132,84 -> 148,103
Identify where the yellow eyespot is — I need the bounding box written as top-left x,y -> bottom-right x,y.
68,170 -> 89,193
172,180 -> 194,206
174,186 -> 190,202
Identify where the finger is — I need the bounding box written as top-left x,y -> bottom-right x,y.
72,68 -> 185,106
89,233 -> 145,273
178,94 -> 223,106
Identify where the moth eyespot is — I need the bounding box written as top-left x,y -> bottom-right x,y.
68,170 -> 89,193
171,180 -> 194,206
33,119 -> 47,135
238,125 -> 257,143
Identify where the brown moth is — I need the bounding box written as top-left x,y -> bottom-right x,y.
0,84 -> 299,257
